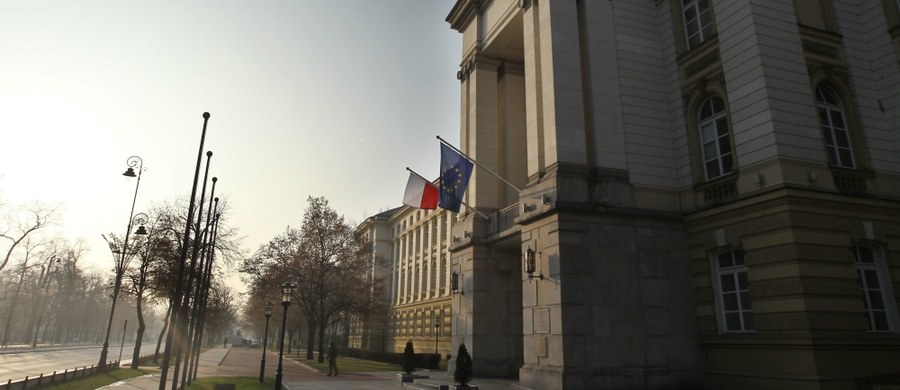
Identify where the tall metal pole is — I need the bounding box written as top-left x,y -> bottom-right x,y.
274,301 -> 289,389
274,283 -> 293,390
158,112 -> 210,390
118,320 -> 128,366
191,203 -> 220,381
184,176 -> 217,384
259,303 -> 273,383
176,151 -> 213,389
99,155 -> 143,369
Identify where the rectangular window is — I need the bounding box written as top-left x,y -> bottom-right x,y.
683,0 -> 714,49
855,246 -> 893,331
714,249 -> 754,332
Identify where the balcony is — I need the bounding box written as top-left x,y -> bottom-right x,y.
832,169 -> 870,196
490,202 -> 520,235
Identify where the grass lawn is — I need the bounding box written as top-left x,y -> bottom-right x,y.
42,368 -> 150,390
184,376 -> 274,389
289,355 -> 402,373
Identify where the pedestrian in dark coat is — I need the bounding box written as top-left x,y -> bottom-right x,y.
327,341 -> 338,376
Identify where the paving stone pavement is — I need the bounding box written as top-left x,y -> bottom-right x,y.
103,346 -> 515,390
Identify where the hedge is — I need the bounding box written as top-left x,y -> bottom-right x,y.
339,347 -> 441,370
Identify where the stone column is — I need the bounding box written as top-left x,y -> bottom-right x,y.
516,2 -> 701,389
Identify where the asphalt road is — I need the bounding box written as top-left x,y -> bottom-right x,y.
0,344 -> 143,382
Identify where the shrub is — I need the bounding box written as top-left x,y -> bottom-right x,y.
402,340 -> 416,374
454,343 -> 473,386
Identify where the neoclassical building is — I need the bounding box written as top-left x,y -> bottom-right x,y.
434,0 -> 900,389
350,206 -> 455,357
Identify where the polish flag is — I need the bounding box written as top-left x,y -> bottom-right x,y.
403,172 -> 439,209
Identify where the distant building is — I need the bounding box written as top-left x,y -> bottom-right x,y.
434,1 -> 900,389
349,206 -> 454,357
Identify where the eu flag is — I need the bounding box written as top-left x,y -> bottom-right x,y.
439,143 -> 473,213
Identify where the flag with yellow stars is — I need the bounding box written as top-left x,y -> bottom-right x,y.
439,143 -> 473,213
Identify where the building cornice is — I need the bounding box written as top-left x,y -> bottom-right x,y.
446,0 -> 481,32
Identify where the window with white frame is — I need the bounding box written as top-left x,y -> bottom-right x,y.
715,249 -> 754,332
854,245 -> 894,331
816,84 -> 855,168
683,0 -> 714,49
699,96 -> 734,180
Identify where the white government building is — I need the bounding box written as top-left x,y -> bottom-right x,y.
351,1 -> 900,389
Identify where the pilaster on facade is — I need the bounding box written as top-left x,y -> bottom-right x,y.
354,205 -> 456,355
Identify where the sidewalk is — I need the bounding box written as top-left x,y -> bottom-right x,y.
106,346 -> 516,390
97,346 -> 232,389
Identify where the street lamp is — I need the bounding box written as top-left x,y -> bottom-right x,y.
259,302 -> 274,383
98,156 -> 147,370
434,314 -> 439,355
382,326 -> 386,353
275,282 -> 294,390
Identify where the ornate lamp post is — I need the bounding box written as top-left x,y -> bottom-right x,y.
434,314 -> 439,355
98,156 -> 147,369
274,282 -> 294,390
259,302 -> 274,383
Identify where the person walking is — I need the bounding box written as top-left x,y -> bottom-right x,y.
327,341 -> 338,376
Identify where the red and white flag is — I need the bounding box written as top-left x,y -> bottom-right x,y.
403,172 -> 438,209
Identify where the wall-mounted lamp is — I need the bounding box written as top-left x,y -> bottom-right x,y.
542,194 -> 552,205
524,248 -> 544,281
754,173 -> 765,186
451,272 -> 463,295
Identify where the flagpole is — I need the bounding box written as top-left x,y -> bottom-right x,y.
405,167 -> 490,221
436,135 -> 522,193
405,166 -> 433,183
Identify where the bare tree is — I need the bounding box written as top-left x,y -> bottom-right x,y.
122,211 -> 176,368
202,280 -> 237,347
1,237 -> 44,346
0,203 -> 55,273
45,240 -> 87,345
240,197 -> 373,362
299,197 -> 370,362
133,197 -> 241,363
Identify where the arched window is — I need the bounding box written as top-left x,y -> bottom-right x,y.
816,85 -> 855,168
683,0 -> 714,49
698,96 -> 734,180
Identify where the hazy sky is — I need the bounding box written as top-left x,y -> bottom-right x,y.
0,1 -> 462,286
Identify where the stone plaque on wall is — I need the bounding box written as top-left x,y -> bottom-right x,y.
455,315 -> 467,335
537,335 -> 548,358
534,308 -> 550,334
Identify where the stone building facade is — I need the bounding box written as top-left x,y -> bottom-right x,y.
438,0 -> 900,389
349,206 -> 455,356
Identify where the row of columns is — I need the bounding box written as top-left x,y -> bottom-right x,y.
392,211 -> 453,305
